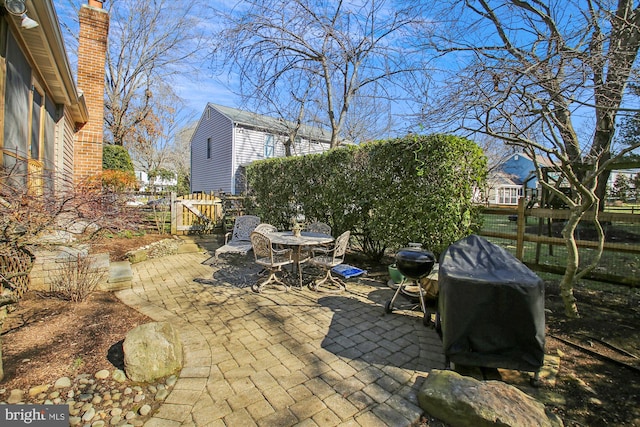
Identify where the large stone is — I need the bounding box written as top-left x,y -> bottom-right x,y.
123,322 -> 183,383
418,369 -> 563,427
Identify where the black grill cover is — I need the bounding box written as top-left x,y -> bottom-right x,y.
438,235 -> 545,372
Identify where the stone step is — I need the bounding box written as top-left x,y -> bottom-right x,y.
109,261 -> 133,284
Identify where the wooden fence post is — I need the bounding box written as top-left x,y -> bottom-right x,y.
516,197 -> 526,260
170,192 -> 177,235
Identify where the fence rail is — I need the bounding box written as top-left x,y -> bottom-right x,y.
479,199 -> 640,286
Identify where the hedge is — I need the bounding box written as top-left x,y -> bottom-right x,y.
246,134 -> 486,260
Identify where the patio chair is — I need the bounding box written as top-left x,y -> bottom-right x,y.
214,215 -> 261,259
254,223 -> 277,234
250,231 -> 294,293
305,221 -> 331,235
308,230 -> 350,292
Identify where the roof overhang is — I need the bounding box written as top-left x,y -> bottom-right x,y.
4,0 -> 88,123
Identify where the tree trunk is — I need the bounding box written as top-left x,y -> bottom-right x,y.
559,208 -> 582,318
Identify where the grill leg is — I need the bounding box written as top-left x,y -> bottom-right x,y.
385,279 -> 407,313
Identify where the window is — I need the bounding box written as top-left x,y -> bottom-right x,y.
207,138 -> 211,159
264,134 -> 275,158
498,187 -> 521,205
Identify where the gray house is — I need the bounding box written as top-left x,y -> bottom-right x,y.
190,103 -> 332,194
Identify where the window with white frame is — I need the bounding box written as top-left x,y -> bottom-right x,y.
264,134 -> 275,158
498,187 -> 521,205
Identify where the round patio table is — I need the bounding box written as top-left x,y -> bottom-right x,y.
266,231 -> 334,287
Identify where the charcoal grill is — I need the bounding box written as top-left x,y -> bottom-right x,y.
385,244 -> 436,326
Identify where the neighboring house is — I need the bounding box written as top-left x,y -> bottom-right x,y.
485,152 -> 554,206
0,0 -> 108,194
134,163 -> 178,192
190,103 -> 332,194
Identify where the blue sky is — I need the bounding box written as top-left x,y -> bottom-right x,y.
54,1 -> 240,124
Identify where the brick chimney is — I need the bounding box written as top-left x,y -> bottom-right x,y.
74,1 -> 109,182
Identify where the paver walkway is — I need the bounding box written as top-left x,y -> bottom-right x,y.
116,252 -> 446,426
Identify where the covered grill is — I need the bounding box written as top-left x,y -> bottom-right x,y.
437,235 -> 545,382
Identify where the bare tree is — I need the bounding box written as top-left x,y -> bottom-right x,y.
168,122 -> 196,195
422,0 -> 640,317
126,87 -> 190,188
213,0 -> 429,148
105,0 -> 204,146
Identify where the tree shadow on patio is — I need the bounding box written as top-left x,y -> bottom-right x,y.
316,292 -> 445,374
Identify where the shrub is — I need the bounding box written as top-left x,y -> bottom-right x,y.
247,134 -> 486,261
49,253 -> 106,302
103,144 -> 134,173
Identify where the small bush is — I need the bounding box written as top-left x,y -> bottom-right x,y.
50,254 -> 106,302
103,144 -> 134,172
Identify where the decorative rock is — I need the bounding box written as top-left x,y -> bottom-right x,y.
124,387 -> 133,395
122,322 -> 183,383
109,416 -> 121,425
125,410 -> 136,420
110,408 -> 123,417
138,405 -> 151,416
165,375 -> 177,387
29,384 -> 50,397
92,395 -> 103,405
82,407 -> 96,422
49,391 -> 61,399
112,392 -> 122,401
67,390 -> 75,398
133,394 -> 145,403
92,421 -> 106,427
147,385 -> 157,394
154,389 -> 169,401
7,389 -> 24,404
112,370 -> 127,383
55,377 -> 72,389
95,370 -> 110,380
69,416 -> 82,426
418,369 -> 563,427
79,393 -> 93,401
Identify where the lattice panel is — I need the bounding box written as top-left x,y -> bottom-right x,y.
0,245 -> 32,298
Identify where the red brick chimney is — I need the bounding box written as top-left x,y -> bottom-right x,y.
74,1 -> 109,182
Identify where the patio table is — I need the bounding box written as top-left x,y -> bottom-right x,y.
266,231 -> 334,287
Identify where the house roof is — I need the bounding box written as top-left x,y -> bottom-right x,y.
508,152 -> 555,168
5,0 -> 88,123
488,171 -> 522,186
208,103 -> 332,143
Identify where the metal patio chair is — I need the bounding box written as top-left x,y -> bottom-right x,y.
214,215 -> 261,259
250,231 -> 294,293
308,230 -> 350,293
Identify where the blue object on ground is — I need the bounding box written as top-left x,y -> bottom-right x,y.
332,264 -> 366,278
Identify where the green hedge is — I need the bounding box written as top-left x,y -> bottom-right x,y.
103,144 -> 134,172
247,134 -> 486,260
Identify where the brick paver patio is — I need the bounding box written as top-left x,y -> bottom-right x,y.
116,252 -> 445,426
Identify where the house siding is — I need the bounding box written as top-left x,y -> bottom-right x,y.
59,109 -> 76,192
191,106 -> 234,193
191,104 -> 332,195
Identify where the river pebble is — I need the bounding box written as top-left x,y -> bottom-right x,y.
0,369 -> 175,426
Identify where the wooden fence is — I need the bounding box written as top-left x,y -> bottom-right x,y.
170,192 -> 224,235
479,198 -> 640,286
